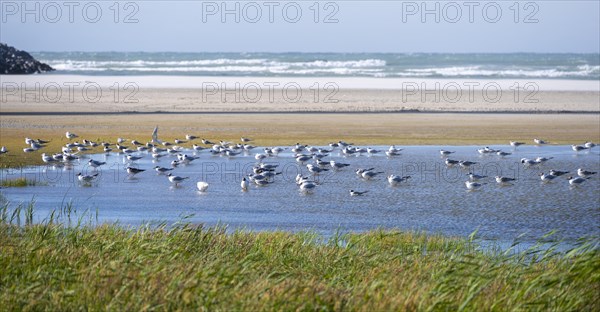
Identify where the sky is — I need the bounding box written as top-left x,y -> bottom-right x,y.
1,1 -> 599,53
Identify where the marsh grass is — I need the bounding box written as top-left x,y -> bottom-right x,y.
0,177 -> 47,187
0,204 -> 598,311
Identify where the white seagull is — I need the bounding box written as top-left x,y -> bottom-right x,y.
241,177 -> 249,191
66,131 -> 78,139
167,173 -> 189,186
465,181 -> 484,190
572,144 -> 588,152
577,168 -> 597,178
349,190 -> 368,196
539,173 -> 557,183
196,181 -> 209,192
568,176 -> 589,187
77,172 -> 98,184
387,175 -> 410,186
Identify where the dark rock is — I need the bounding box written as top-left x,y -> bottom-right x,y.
0,43 -> 54,74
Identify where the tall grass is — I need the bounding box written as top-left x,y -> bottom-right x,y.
0,205 -> 598,311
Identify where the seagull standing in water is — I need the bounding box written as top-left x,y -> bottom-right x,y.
549,169 -> 569,177
577,168 -> 597,178
77,172 -> 99,184
126,167 -> 145,176
539,172 -> 557,183
88,159 -> 106,169
495,176 -> 516,185
387,175 -> 410,186
299,181 -> 317,193
167,173 -> 189,186
465,181 -> 484,190
196,182 -> 209,192
568,176 -> 589,187
349,190 -> 368,196
241,177 -> 249,191
440,150 -> 455,156
572,144 -> 588,152
584,142 -> 596,149
510,141 -> 525,148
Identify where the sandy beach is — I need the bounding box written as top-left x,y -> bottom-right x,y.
1,75 -> 599,166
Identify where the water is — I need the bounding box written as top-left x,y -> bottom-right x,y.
1,145 -> 599,248
32,52 -> 600,80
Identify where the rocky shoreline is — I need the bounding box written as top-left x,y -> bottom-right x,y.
0,43 -> 54,74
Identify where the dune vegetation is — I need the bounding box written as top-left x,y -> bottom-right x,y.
0,204 -> 598,311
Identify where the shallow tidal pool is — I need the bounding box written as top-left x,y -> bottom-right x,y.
1,144 -> 599,248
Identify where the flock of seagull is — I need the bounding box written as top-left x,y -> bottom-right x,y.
0,131 -> 598,195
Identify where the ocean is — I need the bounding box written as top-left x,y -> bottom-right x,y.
32,52 -> 600,80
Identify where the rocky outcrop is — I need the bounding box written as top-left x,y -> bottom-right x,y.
0,43 -> 54,74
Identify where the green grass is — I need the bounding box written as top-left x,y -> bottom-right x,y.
0,205 -> 598,311
0,177 -> 46,187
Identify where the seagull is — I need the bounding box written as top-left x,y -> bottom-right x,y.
202,139 -> 214,145
388,145 -> 403,153
252,180 -> 271,187
349,190 -> 368,196
77,172 -> 99,184
153,166 -> 173,174
361,171 -> 385,180
568,176 -> 589,187
307,164 -> 329,175
299,181 -> 317,193
440,150 -> 455,156
510,141 -> 525,148
465,181 -> 484,190
535,156 -> 553,163
330,160 -> 350,170
549,169 -> 569,177
385,150 -> 402,157
295,155 -> 312,165
495,176 -> 516,185
186,135 -> 198,141
520,158 -> 539,166
577,168 -> 597,178
66,131 -> 78,139
31,142 -> 45,150
355,168 -> 375,177
478,147 -> 499,155
584,142 -> 596,149
126,155 -> 143,162
241,177 -> 249,191
255,153 -> 267,161
367,148 -> 381,155
0,146 -> 7,155
241,137 -> 252,142
23,148 -> 35,153
174,139 -> 187,144
468,173 -> 487,181
459,161 -> 477,169
534,138 -> 546,145
88,159 -> 106,168
387,175 -> 410,186
445,159 -> 459,166
496,151 -> 511,157
126,167 -> 145,176
167,173 -> 189,186
572,144 -> 588,152
196,181 -> 209,192
539,173 -> 557,183
41,153 -> 56,163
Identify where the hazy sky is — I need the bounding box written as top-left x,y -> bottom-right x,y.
1,1 -> 599,53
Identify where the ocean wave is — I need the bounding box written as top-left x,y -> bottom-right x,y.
40,56 -> 599,79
